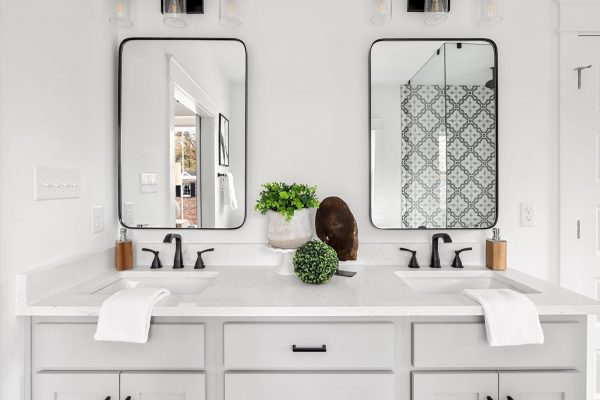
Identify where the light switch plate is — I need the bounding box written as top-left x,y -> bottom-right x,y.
520,202 -> 536,227
140,173 -> 158,194
34,166 -> 79,200
92,206 -> 104,233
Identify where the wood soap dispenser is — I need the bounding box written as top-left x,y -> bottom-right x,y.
115,228 -> 133,271
486,228 -> 507,271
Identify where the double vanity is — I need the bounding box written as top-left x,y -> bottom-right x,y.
17,242 -> 600,400
15,36 -> 599,400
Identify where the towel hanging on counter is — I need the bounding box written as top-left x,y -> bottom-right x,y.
463,288 -> 544,347
94,287 -> 171,343
220,172 -> 238,210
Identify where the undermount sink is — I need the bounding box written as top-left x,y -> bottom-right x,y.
86,271 -> 219,296
395,270 -> 539,295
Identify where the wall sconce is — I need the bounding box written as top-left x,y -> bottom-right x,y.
162,0 -> 187,28
480,0 -> 503,25
109,0 -> 134,28
424,0 -> 449,25
408,0 -> 450,25
219,0 -> 242,28
371,0 -> 392,25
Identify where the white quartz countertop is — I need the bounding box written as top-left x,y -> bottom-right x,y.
17,262 -> 600,317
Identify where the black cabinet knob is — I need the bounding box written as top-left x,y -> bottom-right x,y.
507,397 -> 514,400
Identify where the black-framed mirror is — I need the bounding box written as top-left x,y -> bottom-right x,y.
118,38 -> 247,230
369,38 -> 498,230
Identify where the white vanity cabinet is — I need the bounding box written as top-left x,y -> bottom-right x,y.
412,372 -> 498,400
34,371 -> 205,400
225,372 -> 395,400
34,371 -> 119,400
120,372 -> 206,400
413,371 -> 581,400
29,316 -> 588,400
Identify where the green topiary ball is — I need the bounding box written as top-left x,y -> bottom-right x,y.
293,240 -> 339,284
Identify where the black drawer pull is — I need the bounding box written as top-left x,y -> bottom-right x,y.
507,397 -> 514,400
125,397 -> 131,400
105,397 -> 111,400
487,397 -> 494,400
292,344 -> 327,352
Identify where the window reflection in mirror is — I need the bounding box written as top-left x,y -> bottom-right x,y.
370,39 -> 497,229
119,39 -> 246,229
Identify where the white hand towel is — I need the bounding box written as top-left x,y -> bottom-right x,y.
463,288 -> 544,347
94,287 -> 170,343
225,172 -> 238,210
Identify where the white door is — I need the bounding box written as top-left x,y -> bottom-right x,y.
225,372 -> 394,400
120,372 -> 206,400
33,371 -> 118,400
559,32 -> 600,399
412,371 -> 497,400
499,371 -> 581,400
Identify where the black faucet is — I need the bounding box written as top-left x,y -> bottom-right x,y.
163,233 -> 184,269
430,233 -> 452,268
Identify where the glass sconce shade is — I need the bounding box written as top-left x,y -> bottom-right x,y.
424,0 -> 448,25
220,0 -> 242,28
163,0 -> 187,28
481,0 -> 503,25
109,0 -> 134,28
371,0 -> 392,25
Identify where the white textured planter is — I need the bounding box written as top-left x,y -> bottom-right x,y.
266,209 -> 312,249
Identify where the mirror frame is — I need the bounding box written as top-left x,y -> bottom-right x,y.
117,37 -> 248,230
369,38 -> 499,230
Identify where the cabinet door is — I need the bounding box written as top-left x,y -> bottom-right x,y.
120,371 -> 205,400
33,371 -> 118,400
499,371 -> 582,400
413,372 -> 498,400
225,372 -> 394,400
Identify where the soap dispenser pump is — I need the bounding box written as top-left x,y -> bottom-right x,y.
486,228 -> 507,271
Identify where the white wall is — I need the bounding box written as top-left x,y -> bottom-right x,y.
0,0 -> 560,398
0,1 -> 118,399
124,0 -> 560,284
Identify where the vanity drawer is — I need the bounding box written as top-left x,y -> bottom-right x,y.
33,320 -> 205,370
225,372 -> 395,400
224,322 -> 394,369
412,321 -> 583,368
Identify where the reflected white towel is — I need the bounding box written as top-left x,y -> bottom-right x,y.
223,172 -> 238,210
463,289 -> 544,347
94,287 -> 170,343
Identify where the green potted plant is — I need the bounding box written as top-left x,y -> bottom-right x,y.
256,182 -> 319,249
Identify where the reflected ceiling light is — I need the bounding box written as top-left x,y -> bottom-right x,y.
424,0 -> 449,25
220,0 -> 242,28
163,0 -> 187,28
371,0 -> 392,25
109,0 -> 134,28
480,0 -> 503,25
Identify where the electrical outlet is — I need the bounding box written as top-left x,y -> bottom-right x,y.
92,206 -> 104,233
520,202 -> 536,227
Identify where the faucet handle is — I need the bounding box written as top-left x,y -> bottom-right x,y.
194,248 -> 215,270
142,248 -> 162,269
451,247 -> 473,269
399,248 -> 420,269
